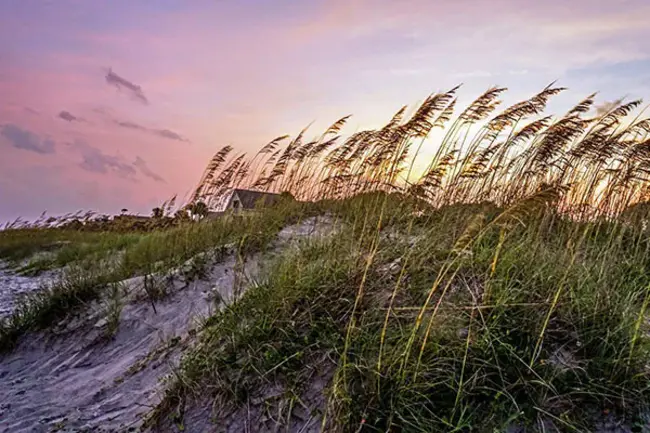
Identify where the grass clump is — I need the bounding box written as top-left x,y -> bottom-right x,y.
0,228 -> 137,267
0,265 -> 114,351
13,232 -> 142,276
104,282 -> 125,338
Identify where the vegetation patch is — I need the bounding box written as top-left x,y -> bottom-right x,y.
0,199 -> 310,353
150,195 -> 650,432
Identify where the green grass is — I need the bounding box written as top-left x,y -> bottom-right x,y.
148,194 -> 650,432
0,264 -> 115,351
0,228 -> 134,266
0,199 -> 310,352
13,232 -> 143,276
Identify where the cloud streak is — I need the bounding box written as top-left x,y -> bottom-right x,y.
105,68 -> 148,104
92,109 -> 188,142
115,120 -> 145,130
71,140 -> 137,179
1,124 -> 56,154
154,129 -> 187,142
133,156 -> 165,183
70,140 -> 137,180
67,140 -> 165,183
58,110 -> 82,122
114,119 -> 188,142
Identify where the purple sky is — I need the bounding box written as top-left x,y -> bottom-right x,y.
1,0 -> 649,222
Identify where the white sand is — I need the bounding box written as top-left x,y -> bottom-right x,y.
0,216 -> 336,433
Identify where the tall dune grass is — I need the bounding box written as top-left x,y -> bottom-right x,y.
147,85 -> 650,431
192,84 -> 650,220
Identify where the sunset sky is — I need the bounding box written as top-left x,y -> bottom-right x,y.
1,0 -> 649,222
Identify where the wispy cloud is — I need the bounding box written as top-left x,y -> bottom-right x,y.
105,68 -> 148,105
24,107 -> 40,116
115,120 -> 146,130
71,140 -> 137,179
66,141 -> 165,183
58,110 -> 83,122
0,124 -> 56,154
92,108 -> 188,142
114,119 -> 188,142
133,156 -> 165,183
153,129 -> 187,142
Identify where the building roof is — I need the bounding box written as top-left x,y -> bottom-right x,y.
229,189 -> 282,209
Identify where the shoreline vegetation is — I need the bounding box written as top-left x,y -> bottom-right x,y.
3,84 -> 650,431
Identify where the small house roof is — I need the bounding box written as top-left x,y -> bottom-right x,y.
230,189 -> 282,209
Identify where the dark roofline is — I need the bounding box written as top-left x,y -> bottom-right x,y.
228,189 -> 283,209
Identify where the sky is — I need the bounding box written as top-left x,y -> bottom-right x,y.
1,0 -> 649,223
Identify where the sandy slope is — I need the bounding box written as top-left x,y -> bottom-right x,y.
0,263 -> 56,319
0,217 -> 335,433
